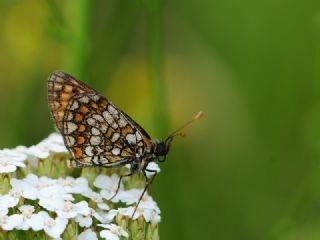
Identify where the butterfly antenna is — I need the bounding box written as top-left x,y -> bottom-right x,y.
166,111 -> 203,141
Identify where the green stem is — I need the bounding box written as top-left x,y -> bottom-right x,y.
62,0 -> 93,78
145,0 -> 168,137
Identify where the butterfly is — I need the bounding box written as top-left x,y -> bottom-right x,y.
48,71 -> 202,215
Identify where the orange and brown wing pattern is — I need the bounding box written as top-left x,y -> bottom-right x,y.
48,71 -> 97,131
48,71 -> 153,168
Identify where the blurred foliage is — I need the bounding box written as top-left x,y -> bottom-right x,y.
1,0 -> 320,239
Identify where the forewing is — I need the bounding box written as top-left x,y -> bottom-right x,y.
48,71 -> 153,168
48,71 -> 97,131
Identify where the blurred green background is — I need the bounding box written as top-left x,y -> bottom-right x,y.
1,0 -> 320,239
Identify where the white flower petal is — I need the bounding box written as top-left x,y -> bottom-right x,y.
27,133 -> 67,159
39,211 -> 68,239
28,213 -> 44,231
78,229 -> 98,240
94,174 -> 121,192
100,230 -> 119,240
99,224 -> 128,239
38,185 -> 73,211
1,214 -> 23,231
58,177 -> 90,194
76,214 -> 92,228
0,149 -> 26,173
11,178 -> 37,200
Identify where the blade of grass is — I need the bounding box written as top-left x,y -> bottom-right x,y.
145,0 -> 168,137
61,0 -> 93,79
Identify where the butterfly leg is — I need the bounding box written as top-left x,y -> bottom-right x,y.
108,171 -> 135,201
132,169 -> 158,218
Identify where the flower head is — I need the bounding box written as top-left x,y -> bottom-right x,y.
11,174 -> 38,200
27,133 -> 67,159
58,176 -> 90,194
56,201 -> 91,219
94,174 -> 123,202
118,189 -> 159,212
38,185 -> 73,211
38,211 -> 68,239
0,189 -> 22,211
82,189 -> 109,210
75,208 -> 104,228
0,209 -> 23,231
0,133 -> 161,238
99,223 -> 128,240
78,228 -> 98,240
16,205 -> 43,231
109,206 -> 161,224
0,149 -> 26,173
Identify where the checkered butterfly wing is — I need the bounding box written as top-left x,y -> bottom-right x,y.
48,71 -> 153,168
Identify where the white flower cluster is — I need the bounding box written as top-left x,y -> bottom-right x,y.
0,133 -> 68,172
0,133 -> 161,239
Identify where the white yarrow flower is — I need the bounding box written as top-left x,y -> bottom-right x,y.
38,211 -> 68,239
0,209 -> 23,231
0,149 -> 26,173
82,189 -> 110,210
10,174 -> 38,200
94,174 -> 123,202
77,228 -> 98,240
0,189 -> 22,211
118,189 -> 159,211
27,133 -> 67,159
0,133 -> 161,238
38,185 -> 73,211
11,174 -> 58,201
99,223 -> 128,240
56,201 -> 91,219
58,176 -> 90,194
16,205 -> 43,231
113,189 -> 161,223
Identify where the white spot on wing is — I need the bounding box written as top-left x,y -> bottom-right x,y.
93,114 -> 104,122
108,105 -> 117,115
118,116 -> 127,127
103,111 -> 113,124
66,136 -> 75,145
90,136 -> 102,145
85,146 -> 94,156
79,96 -> 90,103
112,147 -> 120,155
66,122 -> 78,133
111,122 -> 118,129
100,156 -> 109,164
55,76 -> 64,83
111,133 -> 120,142
83,156 -> 92,163
70,101 -> 79,110
92,95 -> 100,101
54,83 -> 63,91
92,156 -> 99,164
87,118 -> 96,125
66,112 -> 73,121
126,134 -> 136,144
136,132 -> 142,141
100,124 -> 108,133
91,127 -> 100,135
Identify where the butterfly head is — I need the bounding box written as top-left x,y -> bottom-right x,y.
154,111 -> 203,163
